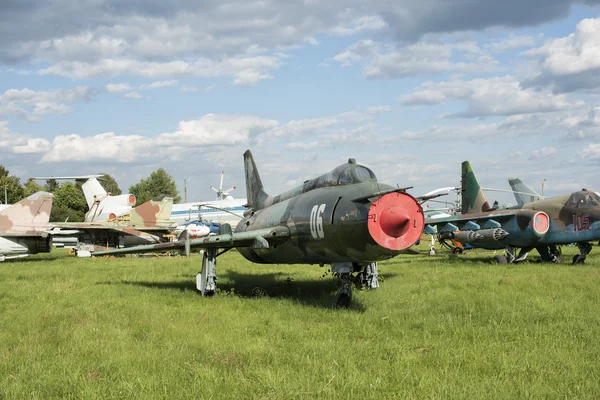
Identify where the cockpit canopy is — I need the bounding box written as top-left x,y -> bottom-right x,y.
567,190 -> 600,209
302,158 -> 377,192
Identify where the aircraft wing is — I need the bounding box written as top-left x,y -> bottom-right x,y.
94,225 -> 291,256
425,211 -> 519,231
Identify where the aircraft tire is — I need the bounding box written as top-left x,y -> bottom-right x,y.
335,293 -> 351,308
572,255 -> 585,265
493,255 -> 508,265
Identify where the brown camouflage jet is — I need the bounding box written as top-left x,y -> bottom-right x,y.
49,196 -> 176,255
425,161 -> 600,264
0,192 -> 53,261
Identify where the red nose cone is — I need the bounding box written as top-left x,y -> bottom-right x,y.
379,207 -> 410,237
368,192 -> 424,251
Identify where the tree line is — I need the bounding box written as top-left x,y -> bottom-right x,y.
0,167 -> 181,222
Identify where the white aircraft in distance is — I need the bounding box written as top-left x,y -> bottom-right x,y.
30,175 -> 136,222
172,172 -> 247,227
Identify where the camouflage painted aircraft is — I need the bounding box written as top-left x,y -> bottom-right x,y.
425,161 -> 600,264
49,196 -> 176,256
31,175 -> 137,222
0,192 -> 53,261
96,150 -> 425,307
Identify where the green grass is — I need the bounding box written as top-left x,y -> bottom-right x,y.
1,244 -> 600,399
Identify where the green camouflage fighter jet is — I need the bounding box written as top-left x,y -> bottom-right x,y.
96,150 -> 425,307
425,161 -> 600,264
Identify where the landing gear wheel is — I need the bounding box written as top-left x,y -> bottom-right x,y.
453,247 -> 463,254
197,248 -> 217,296
572,254 -> 585,265
334,272 -> 353,308
429,247 -> 437,256
335,293 -> 351,308
493,255 -> 508,264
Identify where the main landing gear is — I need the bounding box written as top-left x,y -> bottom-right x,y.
196,248 -> 221,296
331,262 -> 379,308
572,242 -> 592,265
494,245 -> 564,264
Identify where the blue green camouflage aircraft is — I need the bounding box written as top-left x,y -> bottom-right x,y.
425,161 -> 600,264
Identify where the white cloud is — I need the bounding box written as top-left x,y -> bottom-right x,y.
332,39 -> 500,78
523,18 -> 600,92
401,76 -> 584,118
581,143 -> 600,160
530,146 -> 557,159
485,35 -> 537,53
38,56 -> 282,84
12,138 -> 52,154
0,86 -> 97,121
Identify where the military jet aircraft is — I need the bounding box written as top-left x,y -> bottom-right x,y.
96,150 -> 425,307
49,196 -> 176,256
31,175 -> 136,222
425,161 -> 600,264
0,192 -> 53,261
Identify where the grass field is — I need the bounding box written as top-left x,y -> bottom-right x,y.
1,243 -> 600,399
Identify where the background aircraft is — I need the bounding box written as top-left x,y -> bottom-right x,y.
31,175 -> 136,222
97,150 -> 425,307
0,192 -> 53,261
425,161 -> 600,264
171,172 -> 246,227
49,196 -> 175,256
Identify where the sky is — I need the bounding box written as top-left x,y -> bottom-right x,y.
1,0 -> 600,207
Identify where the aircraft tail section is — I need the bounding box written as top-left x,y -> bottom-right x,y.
508,178 -> 540,205
81,178 -> 108,208
461,161 -> 492,214
0,191 -> 53,233
244,150 -> 270,210
129,196 -> 174,228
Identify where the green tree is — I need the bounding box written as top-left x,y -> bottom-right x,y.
50,182 -> 87,222
129,168 -> 181,204
44,179 -> 60,193
0,166 -> 25,204
99,173 -> 122,196
23,180 -> 44,197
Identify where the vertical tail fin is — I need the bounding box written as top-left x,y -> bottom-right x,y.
130,196 -> 174,228
81,178 -> 108,208
461,161 -> 492,214
0,192 -> 53,233
508,178 -> 541,205
243,150 -> 269,210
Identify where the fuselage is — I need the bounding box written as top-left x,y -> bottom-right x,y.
236,179 -> 423,265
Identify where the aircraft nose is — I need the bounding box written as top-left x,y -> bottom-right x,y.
368,192 -> 424,250
379,206 -> 410,238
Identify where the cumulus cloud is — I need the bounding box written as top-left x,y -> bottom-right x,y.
529,146 -> 558,159
401,76 -> 584,118
0,86 -> 97,121
38,56 -> 282,84
333,39 -> 499,78
523,18 -> 600,92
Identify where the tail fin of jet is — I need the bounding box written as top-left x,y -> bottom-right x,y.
244,150 -> 270,210
461,161 -> 492,214
508,178 -> 541,205
129,196 -> 174,228
0,191 -> 53,233
31,175 -> 106,208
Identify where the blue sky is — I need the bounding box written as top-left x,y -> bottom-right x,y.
1,1 -> 600,206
